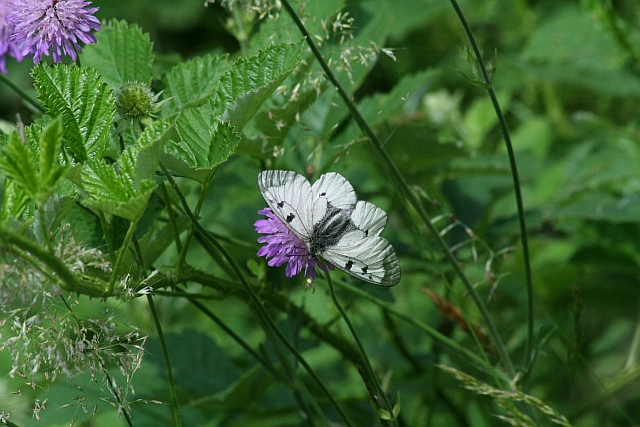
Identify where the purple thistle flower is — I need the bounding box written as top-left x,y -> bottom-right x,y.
7,0 -> 101,64
255,208 -> 333,282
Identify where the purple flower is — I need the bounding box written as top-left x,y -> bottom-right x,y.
255,208 -> 333,282
0,0 -> 19,73
7,0 -> 101,64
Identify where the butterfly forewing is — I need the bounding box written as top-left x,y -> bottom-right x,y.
258,170 -> 314,241
311,172 -> 357,210
323,232 -> 401,287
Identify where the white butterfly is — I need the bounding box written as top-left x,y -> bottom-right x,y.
257,170 -> 401,287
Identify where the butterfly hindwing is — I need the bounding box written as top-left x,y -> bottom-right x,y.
257,170 -> 314,241
351,200 -> 387,237
322,231 -> 401,287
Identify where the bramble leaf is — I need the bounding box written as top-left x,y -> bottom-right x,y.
213,40 -> 305,131
32,64 -> 115,162
163,121 -> 239,184
81,20 -> 154,89
81,119 -> 170,221
163,54 -> 231,113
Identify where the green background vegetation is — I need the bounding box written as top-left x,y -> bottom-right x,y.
1,0 -> 640,426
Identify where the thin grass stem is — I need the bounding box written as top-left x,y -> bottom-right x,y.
324,267 -> 397,426
147,294 -> 183,427
159,161 -> 356,427
280,0 -> 515,379
447,0 -> 534,373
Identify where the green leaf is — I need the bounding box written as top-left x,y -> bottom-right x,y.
0,132 -> 38,197
213,39 -> 305,131
163,53 -> 231,112
0,179 -> 30,223
80,20 -> 154,89
552,193 -> 640,223
32,64 -> 115,161
164,120 -> 240,183
81,119 -> 170,221
37,118 -> 67,198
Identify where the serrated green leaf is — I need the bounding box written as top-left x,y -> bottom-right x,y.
164,120 -> 240,183
81,119 -> 170,221
80,20 -> 154,89
163,54 -> 231,112
0,132 -> 38,197
0,179 -> 30,223
38,118 -> 67,197
32,64 -> 115,161
213,40 -> 305,131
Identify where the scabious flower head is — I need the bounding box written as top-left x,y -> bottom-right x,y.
0,0 -> 19,73
7,0 -> 101,64
255,208 -> 332,282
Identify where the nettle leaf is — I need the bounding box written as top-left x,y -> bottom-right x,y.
163,120 -> 240,183
213,39 -> 305,130
32,64 -> 115,162
81,120 -> 170,221
163,54 -> 231,113
80,20 -> 154,89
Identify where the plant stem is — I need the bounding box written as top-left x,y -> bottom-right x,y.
147,294 -> 183,427
159,161 -> 356,427
448,0 -> 534,373
0,72 -> 43,113
281,0 -> 516,379
0,226 -> 106,296
106,218 -> 138,294
324,268 -> 397,425
98,210 -> 116,264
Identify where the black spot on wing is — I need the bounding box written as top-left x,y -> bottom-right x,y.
362,266 -> 368,274
277,201 -> 285,208
345,260 -> 354,271
286,213 -> 295,223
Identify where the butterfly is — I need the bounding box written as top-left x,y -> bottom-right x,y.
257,170 -> 401,286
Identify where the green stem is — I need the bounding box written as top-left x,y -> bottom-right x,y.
0,73 -> 43,113
102,368 -> 134,427
448,0 -> 534,373
176,170 -> 214,272
334,278 -> 507,381
0,226 -> 106,296
147,294 -> 183,427
190,294 -> 324,425
159,161 -> 356,427
281,0 -> 516,379
160,183 -> 183,253
106,219 -> 138,295
324,267 -> 397,425
98,210 -> 116,264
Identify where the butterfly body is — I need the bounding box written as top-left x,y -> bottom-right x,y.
257,170 -> 401,286
309,204 -> 356,256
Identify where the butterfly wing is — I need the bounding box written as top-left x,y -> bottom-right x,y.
257,170 -> 314,241
310,172 -> 357,222
351,200 -> 387,237
322,230 -> 401,287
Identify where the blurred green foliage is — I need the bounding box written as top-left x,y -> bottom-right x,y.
2,0 -> 640,426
